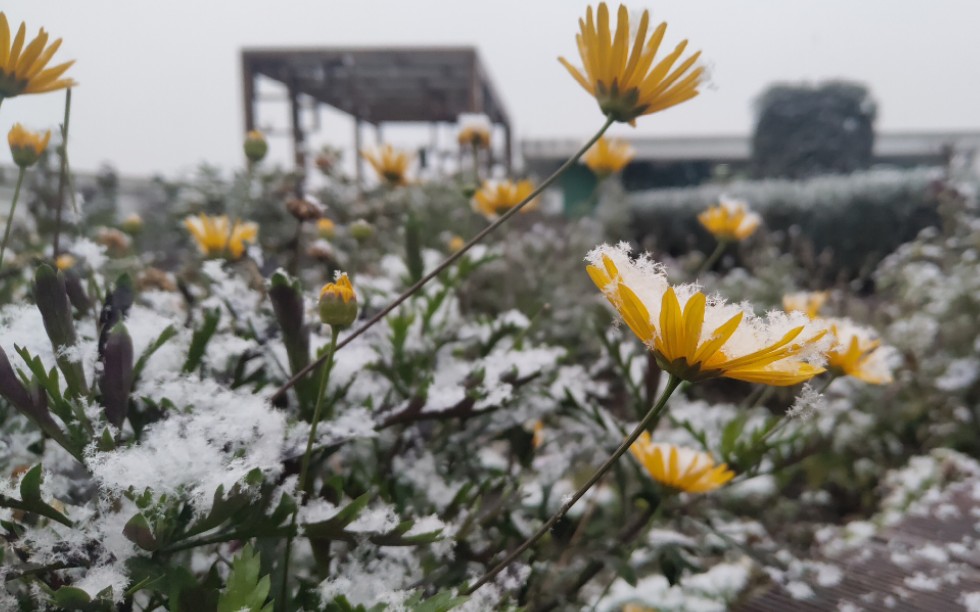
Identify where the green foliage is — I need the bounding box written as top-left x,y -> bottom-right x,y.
752,80 -> 876,179
217,545 -> 273,612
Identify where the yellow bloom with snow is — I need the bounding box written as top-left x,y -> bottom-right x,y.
697,196 -> 761,242
362,144 -> 413,187
8,123 -> 50,168
783,291 -> 828,320
587,244 -> 830,386
183,214 -> 258,260
0,13 -> 76,100
582,136 -> 634,178
318,272 -> 357,328
629,432 -> 734,493
559,3 -> 704,125
824,318 -> 893,384
472,179 -> 537,220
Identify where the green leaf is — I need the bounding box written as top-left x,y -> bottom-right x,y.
720,414 -> 749,460
19,464 -> 43,504
217,544 -> 273,612
123,512 -> 159,551
303,493 -> 371,539
404,590 -> 469,612
133,324 -> 177,383
183,308 -> 221,373
51,586 -> 92,608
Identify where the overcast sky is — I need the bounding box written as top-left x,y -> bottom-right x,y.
3,1 -> 979,176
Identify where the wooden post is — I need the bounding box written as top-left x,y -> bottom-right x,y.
288,79 -> 306,195
354,117 -> 364,194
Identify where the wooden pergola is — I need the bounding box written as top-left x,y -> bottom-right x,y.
241,46 -> 513,185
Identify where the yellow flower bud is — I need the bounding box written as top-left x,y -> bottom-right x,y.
8,124 -> 51,168
243,129 -> 268,163
120,213 -> 143,235
317,218 -> 336,240
349,219 -> 375,242
55,253 -> 76,270
318,273 -> 358,328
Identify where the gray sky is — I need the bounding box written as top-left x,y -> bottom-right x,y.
3,0 -> 979,176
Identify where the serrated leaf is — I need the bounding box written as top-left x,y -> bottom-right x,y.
217,544 -> 273,612
405,590 -> 469,612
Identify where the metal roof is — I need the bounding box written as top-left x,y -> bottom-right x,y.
241,46 -> 510,125
522,131 -> 980,163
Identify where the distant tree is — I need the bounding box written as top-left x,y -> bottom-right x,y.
751,81 -> 877,179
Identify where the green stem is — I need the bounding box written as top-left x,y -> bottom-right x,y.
472,142 -> 481,184
271,115 -> 617,405
0,168 -> 27,269
53,88 -> 72,258
694,239 -> 729,277
160,526 -> 293,554
280,326 -> 340,610
817,373 -> 838,395
463,374 -> 683,595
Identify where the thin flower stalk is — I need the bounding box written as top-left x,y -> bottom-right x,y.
464,374 -> 683,595
0,166 -> 25,269
282,325 -> 340,606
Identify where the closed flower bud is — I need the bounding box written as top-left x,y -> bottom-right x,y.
349,219 -> 374,242
243,130 -> 268,163
55,253 -> 76,270
285,196 -> 324,222
318,273 -> 357,328
8,124 -> 51,168
120,213 -> 143,234
317,218 -> 336,240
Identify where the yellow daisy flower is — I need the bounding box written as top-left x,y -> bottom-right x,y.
559,3 -> 704,125
582,136 -> 634,177
0,13 -> 76,100
783,291 -> 828,320
824,318 -> 893,384
630,432 -> 734,493
183,214 -> 258,260
472,179 -> 537,220
458,124 -> 491,149
697,196 -> 761,242
587,244 -> 830,386
361,144 -> 413,187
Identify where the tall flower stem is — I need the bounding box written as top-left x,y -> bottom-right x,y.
694,240 -> 729,277
279,326 -> 340,609
0,168 -> 27,269
271,115 -> 617,404
53,88 -> 73,258
463,374 -> 683,595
